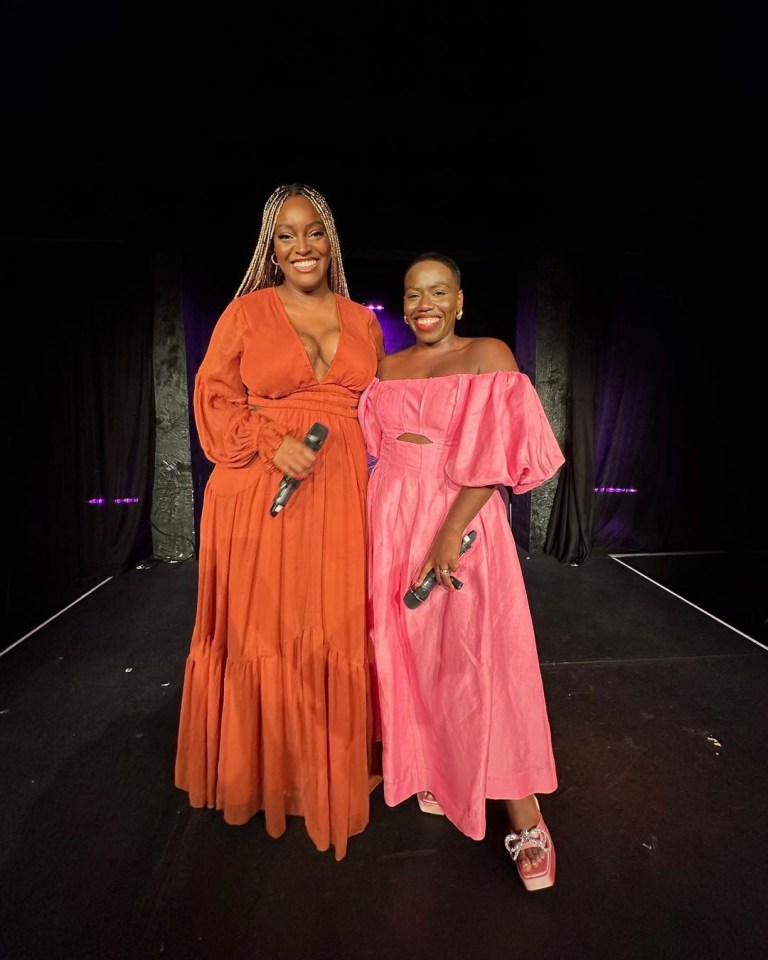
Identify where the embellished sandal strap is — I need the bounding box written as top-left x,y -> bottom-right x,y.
504,825 -> 552,861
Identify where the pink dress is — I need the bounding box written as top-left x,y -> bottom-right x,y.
358,371 -> 565,840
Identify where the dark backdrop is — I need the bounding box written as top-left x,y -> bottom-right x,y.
3,2 -> 765,642
5,239 -> 155,645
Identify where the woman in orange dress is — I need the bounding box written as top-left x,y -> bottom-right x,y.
175,183 -> 385,860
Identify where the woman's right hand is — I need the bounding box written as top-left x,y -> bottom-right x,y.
412,525 -> 465,591
271,433 -> 318,479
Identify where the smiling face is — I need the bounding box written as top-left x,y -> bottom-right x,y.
403,259 -> 464,344
272,195 -> 332,292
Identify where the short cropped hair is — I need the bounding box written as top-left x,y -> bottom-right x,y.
406,251 -> 461,288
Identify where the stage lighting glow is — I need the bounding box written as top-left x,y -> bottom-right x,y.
88,497 -> 141,505
363,299 -> 416,355
593,487 -> 638,494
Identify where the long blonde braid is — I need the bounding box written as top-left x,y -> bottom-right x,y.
234,183 -> 350,298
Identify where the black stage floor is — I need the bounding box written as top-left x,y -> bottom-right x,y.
1,550 -> 766,960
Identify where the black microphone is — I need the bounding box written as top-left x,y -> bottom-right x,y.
270,422 -> 329,516
403,530 -> 477,609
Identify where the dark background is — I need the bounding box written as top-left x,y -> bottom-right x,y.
6,3 -> 764,366
2,14 -> 767,960
3,3 -> 766,644
6,5 -> 763,274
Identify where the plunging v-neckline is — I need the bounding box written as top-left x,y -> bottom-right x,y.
272,287 -> 342,385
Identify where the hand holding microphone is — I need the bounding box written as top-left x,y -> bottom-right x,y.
403,530 -> 477,609
270,423 -> 329,516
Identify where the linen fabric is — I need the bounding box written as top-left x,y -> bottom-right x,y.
358,371 -> 565,840
175,287 -> 383,860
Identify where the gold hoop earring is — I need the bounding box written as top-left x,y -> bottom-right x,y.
270,253 -> 279,266
456,309 -> 463,321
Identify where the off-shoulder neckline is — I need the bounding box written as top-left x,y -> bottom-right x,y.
372,370 -> 526,384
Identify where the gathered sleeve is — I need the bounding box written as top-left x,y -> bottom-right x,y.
193,298 -> 287,469
368,310 -> 386,362
445,371 -> 565,493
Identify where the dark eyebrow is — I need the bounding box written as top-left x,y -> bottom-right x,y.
405,283 -> 450,292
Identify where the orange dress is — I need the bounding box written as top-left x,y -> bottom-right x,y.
175,287 -> 384,860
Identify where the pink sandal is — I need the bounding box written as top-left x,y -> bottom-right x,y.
504,801 -> 556,891
417,791 -> 445,816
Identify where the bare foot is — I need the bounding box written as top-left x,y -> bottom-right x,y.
504,796 -> 547,872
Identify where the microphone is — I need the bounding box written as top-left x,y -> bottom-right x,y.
403,530 -> 477,609
270,422 -> 329,516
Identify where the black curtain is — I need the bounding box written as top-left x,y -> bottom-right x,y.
178,240 -> 766,567
546,247 -> 767,563
5,240 -> 155,645
181,243 -> 246,553
543,266 -> 598,565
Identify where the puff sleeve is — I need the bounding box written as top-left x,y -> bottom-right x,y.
193,298 -> 287,469
444,372 -> 565,493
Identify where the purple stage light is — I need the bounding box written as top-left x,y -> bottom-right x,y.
363,300 -> 415,355
87,497 -> 141,505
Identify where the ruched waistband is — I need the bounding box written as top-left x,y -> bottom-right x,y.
248,386 -> 360,419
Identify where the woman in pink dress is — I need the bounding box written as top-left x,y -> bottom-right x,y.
358,252 -> 565,890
